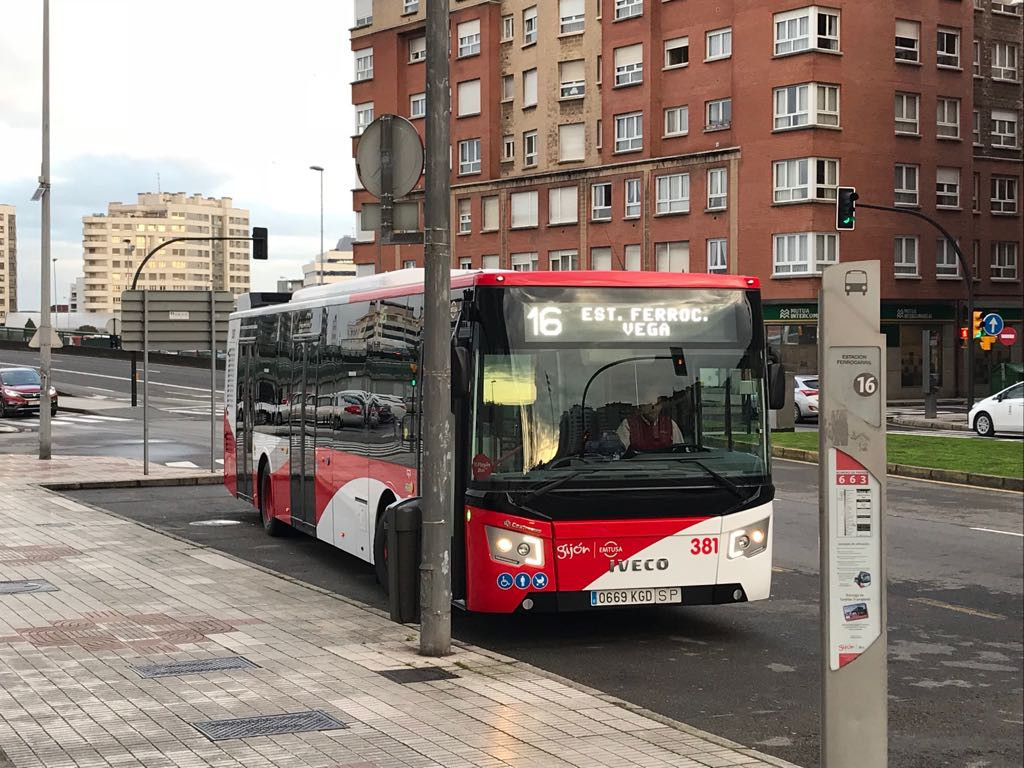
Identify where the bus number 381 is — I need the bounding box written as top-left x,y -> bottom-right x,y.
690,537 -> 719,555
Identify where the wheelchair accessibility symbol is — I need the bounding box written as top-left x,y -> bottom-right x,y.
497,573 -> 514,590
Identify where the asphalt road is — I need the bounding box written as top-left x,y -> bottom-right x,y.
67,462 -> 1024,768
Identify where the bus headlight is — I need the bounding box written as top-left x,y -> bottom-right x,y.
485,526 -> 544,567
728,518 -> 769,559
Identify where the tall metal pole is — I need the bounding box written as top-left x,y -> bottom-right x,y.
420,0 -> 452,657
143,289 -> 149,475
310,166 -> 324,285
52,258 -> 58,330
210,289 -> 217,473
38,0 -> 53,460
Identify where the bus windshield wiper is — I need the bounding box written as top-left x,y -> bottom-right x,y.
519,468 -> 600,505
683,459 -> 744,499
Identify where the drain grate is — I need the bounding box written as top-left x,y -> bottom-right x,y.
377,667 -> 458,684
133,656 -> 258,679
192,709 -> 347,741
0,579 -> 58,595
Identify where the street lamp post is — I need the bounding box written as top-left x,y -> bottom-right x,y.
309,165 -> 324,285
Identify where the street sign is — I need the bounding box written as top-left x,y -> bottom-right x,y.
356,115 -> 424,199
982,312 -> 1004,337
999,327 -> 1018,347
119,291 -> 233,352
28,327 -> 62,349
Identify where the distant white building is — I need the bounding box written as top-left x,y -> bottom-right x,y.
69,277 -> 86,312
276,278 -> 304,293
4,310 -> 116,332
303,236 -> 357,287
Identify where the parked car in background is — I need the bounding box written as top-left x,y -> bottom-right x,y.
968,382 -> 1024,437
0,367 -> 58,417
793,374 -> 819,423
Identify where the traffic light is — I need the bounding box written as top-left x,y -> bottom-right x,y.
971,310 -> 983,339
670,347 -> 688,376
409,361 -> 418,388
959,326 -> 968,348
252,226 -> 268,260
835,187 -> 858,231
979,335 -> 995,351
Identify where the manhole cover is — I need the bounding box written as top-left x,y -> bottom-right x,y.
0,579 -> 58,595
192,710 -> 347,741
189,519 -> 243,527
377,667 -> 458,684
133,656 -> 258,678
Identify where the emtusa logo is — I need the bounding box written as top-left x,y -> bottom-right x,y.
598,541 -> 623,558
556,542 -> 591,560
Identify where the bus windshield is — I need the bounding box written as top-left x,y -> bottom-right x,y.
469,286 -> 768,506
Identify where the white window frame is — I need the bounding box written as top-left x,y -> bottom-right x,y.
772,232 -> 838,276
559,60 -> 586,99
625,244 -> 642,271
457,19 -> 481,58
707,168 -> 727,210
523,6 -> 538,45
591,247 -> 612,271
615,0 -> 643,21
935,239 -> 960,278
936,167 -> 960,209
459,257 -> 473,270
354,0 -> 373,28
409,35 -> 426,63
559,0 -> 585,34
403,0 -> 418,14
705,28 -> 732,61
774,6 -> 840,56
936,97 -> 960,139
549,249 -> 580,271
993,0 -> 1024,14
991,242 -> 1019,280
772,157 -> 839,202
614,43 -> 643,86
664,105 -> 688,136
656,173 -> 690,215
893,236 -> 919,278
354,48 -> 373,81
894,92 -> 920,135
895,19 -> 920,63
625,178 -> 642,218
937,27 -> 961,69
458,199 -> 471,234
664,37 -> 689,68
707,239 -> 728,274
501,15 -> 514,42
502,135 -> 515,162
510,191 -> 539,229
706,98 -> 731,130
524,131 -> 538,167
410,92 -> 426,119
457,79 -> 481,117
482,196 -> 499,231
614,111 -> 643,152
558,123 -> 585,162
355,102 -> 374,136
894,164 -> 919,206
511,252 -> 539,271
523,68 -> 538,108
458,139 -> 481,175
549,186 -> 579,225
991,176 -> 1019,214
773,82 -> 839,130
591,183 -> 612,221
992,42 -> 1020,81
655,241 -> 690,273
502,74 -> 514,102
973,109 -> 982,145
992,109 -> 1019,148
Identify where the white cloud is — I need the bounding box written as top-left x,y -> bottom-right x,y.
0,0 -> 356,308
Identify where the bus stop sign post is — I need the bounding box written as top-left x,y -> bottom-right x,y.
818,260 -> 887,767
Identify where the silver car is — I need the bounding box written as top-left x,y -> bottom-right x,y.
794,374 -> 819,423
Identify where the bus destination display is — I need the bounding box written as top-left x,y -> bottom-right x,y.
521,301 -> 742,343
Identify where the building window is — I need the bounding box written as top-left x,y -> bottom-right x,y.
550,249 -> 580,270
355,102 -> 374,136
992,42 -> 1020,81
664,37 -> 689,68
403,0 -> 418,14
409,35 -> 426,62
936,168 -> 960,208
974,40 -> 982,77
895,19 -> 920,63
482,196 -> 499,231
991,176 -> 1019,214
656,241 -> 689,272
523,6 -> 538,45
502,14 -> 514,42
560,0 -> 585,34
992,242 -> 1019,280
354,0 -> 372,28
524,131 -> 538,166
459,257 -> 473,270
410,92 -> 426,119
973,172 -> 981,212
625,178 -> 642,218
937,27 -> 960,68
895,92 -> 920,134
705,28 -> 732,61
707,239 -> 728,273
503,135 -> 515,162
457,19 -> 481,57
993,0 -> 1024,13
511,252 -> 538,271
707,168 -> 727,210
614,112 -> 643,152
559,60 -> 586,98
523,69 -> 538,107
591,183 -> 612,220
457,79 -> 481,117
936,239 -> 960,277
656,173 -> 690,214
502,74 -> 514,102
596,118 -> 602,148
772,157 -> 839,202
893,236 -> 919,277
992,109 -> 1019,147
510,191 -> 539,228
591,247 -> 612,270
549,187 -> 579,226
773,232 -> 838,275
559,123 -> 585,162
614,43 -> 643,85
894,164 -> 919,206
625,244 -> 642,270
458,139 -> 481,175
774,6 -> 840,55
706,98 -> 732,129
354,48 -> 373,81
482,255 -> 499,269
936,97 -> 960,139
773,83 -> 839,129
458,199 -> 471,234
664,105 -> 689,136
615,0 -> 643,21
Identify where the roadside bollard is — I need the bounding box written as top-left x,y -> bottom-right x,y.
386,497 -> 422,624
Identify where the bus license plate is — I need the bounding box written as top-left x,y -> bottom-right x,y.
590,588 -> 682,607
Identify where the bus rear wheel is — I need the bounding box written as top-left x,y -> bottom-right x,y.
259,469 -> 286,536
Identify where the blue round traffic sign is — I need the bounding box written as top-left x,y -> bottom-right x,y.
531,573 -> 549,590
983,313 -> 1004,336
497,573 -> 514,590
514,572 -> 531,590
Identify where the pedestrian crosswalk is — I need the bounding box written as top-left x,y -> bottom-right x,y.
6,413 -> 131,430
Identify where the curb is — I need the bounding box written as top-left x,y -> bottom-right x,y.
887,416 -> 971,432
772,446 -> 1023,492
41,474 -> 223,491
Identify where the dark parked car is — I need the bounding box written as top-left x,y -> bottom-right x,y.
0,367 -> 58,417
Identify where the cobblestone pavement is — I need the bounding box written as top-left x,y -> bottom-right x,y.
0,456 -> 797,768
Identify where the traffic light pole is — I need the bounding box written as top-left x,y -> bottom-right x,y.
856,203 -> 975,408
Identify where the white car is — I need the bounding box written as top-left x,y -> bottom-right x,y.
793,374 -> 819,423
969,382 -> 1024,437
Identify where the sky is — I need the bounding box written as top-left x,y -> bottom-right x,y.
0,0 -> 357,309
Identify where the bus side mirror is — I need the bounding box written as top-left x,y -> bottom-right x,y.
452,346 -> 471,400
768,362 -> 786,410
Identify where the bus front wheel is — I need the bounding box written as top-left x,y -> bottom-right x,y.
259,469 -> 286,537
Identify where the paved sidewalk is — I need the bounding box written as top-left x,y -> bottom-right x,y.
0,455 -> 797,768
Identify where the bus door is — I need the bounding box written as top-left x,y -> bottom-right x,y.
289,340 -> 319,532
235,340 -> 257,501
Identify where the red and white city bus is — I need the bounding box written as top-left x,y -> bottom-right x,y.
224,269 -> 784,613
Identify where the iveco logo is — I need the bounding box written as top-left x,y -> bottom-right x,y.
609,558 -> 669,573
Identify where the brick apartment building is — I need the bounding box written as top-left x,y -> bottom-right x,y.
349,0 -> 1022,398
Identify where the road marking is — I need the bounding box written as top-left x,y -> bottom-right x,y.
771,566 -> 791,573
969,526 -> 1024,538
908,597 -> 1006,621
47,366 -> 223,394
166,460 -> 200,468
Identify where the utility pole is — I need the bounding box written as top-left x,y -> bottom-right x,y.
419,0 -> 452,657
36,0 -> 53,460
